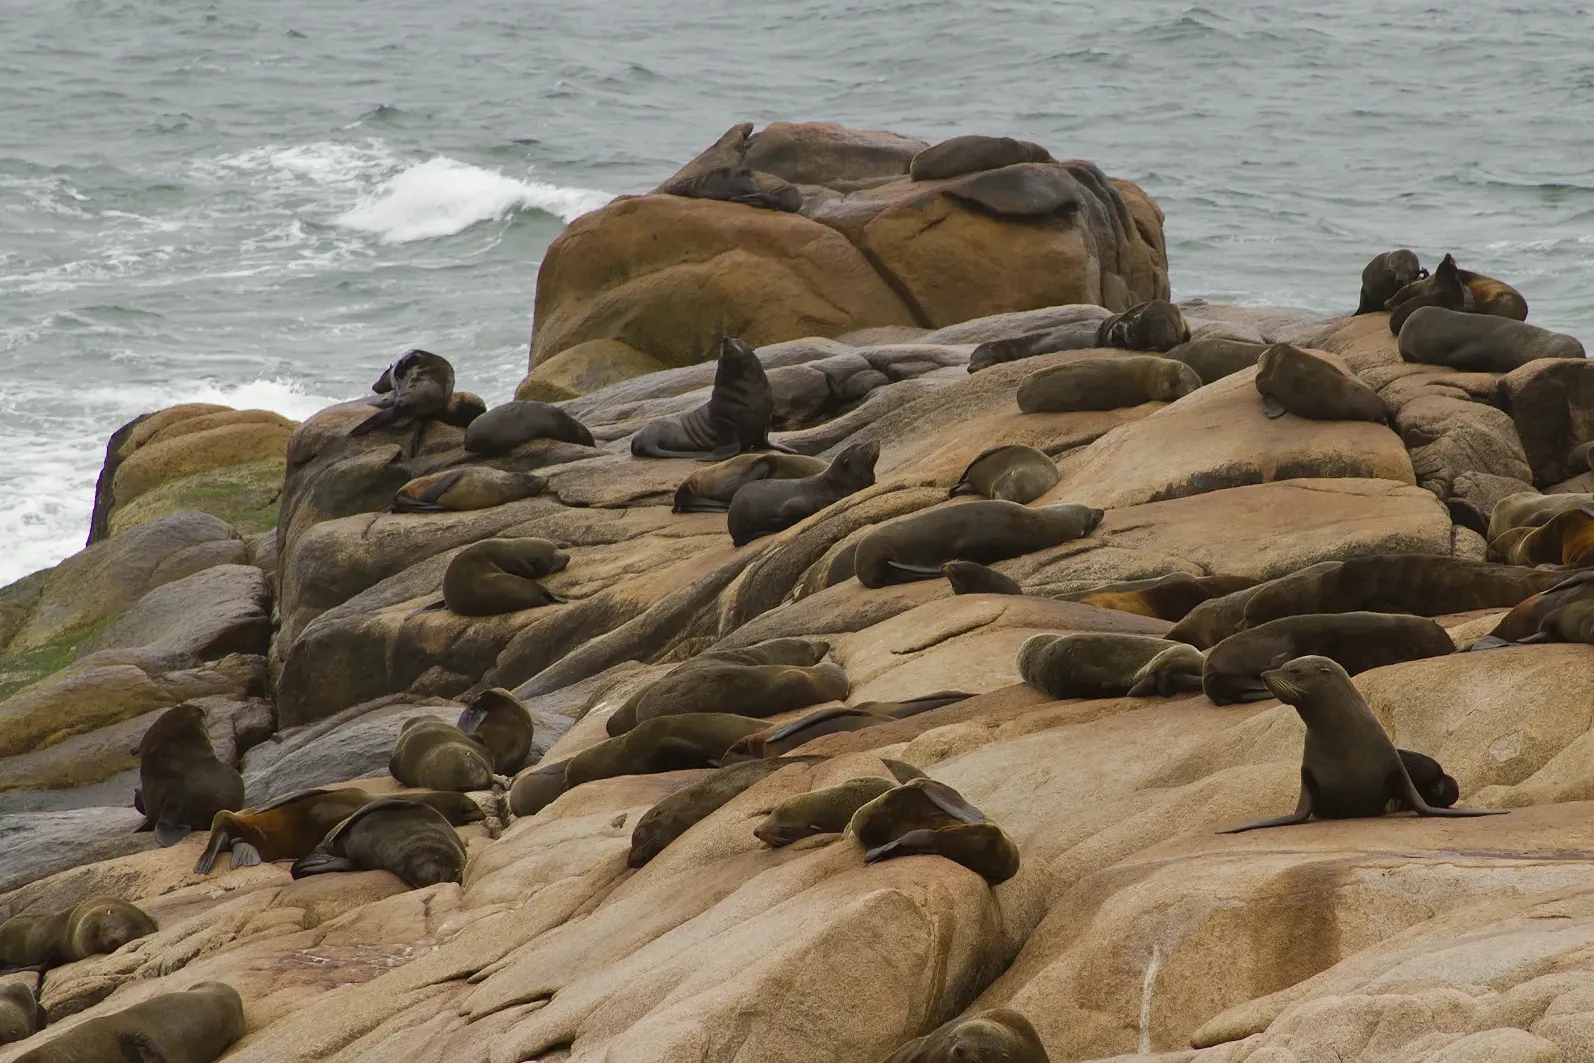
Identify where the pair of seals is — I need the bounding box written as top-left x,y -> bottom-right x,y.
1356,249 -> 1426,314
1254,344 -> 1386,422
353,348 -> 457,456
290,798 -> 467,887
135,704 -> 244,846
855,501 -> 1103,588
392,467 -> 545,513
605,637 -> 833,735
0,897 -> 156,972
1018,633 -> 1204,700
1016,356 -> 1199,414
458,688 -> 537,774
882,1009 -> 1049,1063
1398,306 -> 1584,371
1488,492 -> 1592,542
626,755 -> 828,867
849,778 -> 1019,884
909,135 -> 1051,181
950,446 -> 1059,504
463,400 -> 595,454
727,441 -> 879,546
12,982 -> 244,1063
1218,656 -> 1504,832
754,776 -> 897,847
566,713 -> 771,789
658,165 -> 801,212
672,453 -> 828,513
390,717 -> 495,792
194,787 -> 484,874
630,337 -> 781,459
0,983 -> 40,1046
1385,253 -> 1465,334
1061,572 -> 1258,622
1481,570 -> 1594,646
441,537 -> 568,616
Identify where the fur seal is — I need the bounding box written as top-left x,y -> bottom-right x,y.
628,662 -> 850,730
1398,306 -> 1584,371
727,441 -> 879,546
508,760 -> 568,818
437,391 -> 487,428
942,560 -> 1023,596
605,638 -> 834,736
1202,612 -> 1454,704
1094,300 -> 1190,352
0,897 -> 156,973
353,348 -> 456,456
290,798 -> 467,887
1061,572 -> 1259,622
881,1009 -> 1049,1063
1356,249 -> 1426,314
565,714 -> 771,788
463,400 -> 595,454
753,777 -> 897,847
723,707 -> 894,760
1488,492 -> 1593,542
1401,749 -> 1461,809
658,165 -> 801,212
1217,656 -> 1504,832
909,135 -> 1052,181
389,717 -> 495,792
1385,253 -> 1465,334
1016,356 -> 1200,414
1164,336 -> 1268,384
135,704 -> 244,846
391,467 -> 544,513
1501,506 -> 1594,567
672,452 -> 828,513
458,687 -> 537,774
1457,266 -> 1529,320
630,337 -> 780,460
194,787 -> 483,874
626,755 -> 828,867
1166,562 -> 1341,649
1018,633 -> 1203,699
848,778 -> 1019,884
855,501 -> 1103,588
0,982 -> 40,1046
442,537 -> 568,616
1253,344 -> 1387,422
966,322 -> 1102,373
11,982 -> 244,1063
950,446 -> 1060,504
1480,569 -> 1594,646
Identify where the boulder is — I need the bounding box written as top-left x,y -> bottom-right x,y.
1500,357 -> 1594,487
90,564 -> 270,661
516,338 -> 670,401
0,806 -> 153,894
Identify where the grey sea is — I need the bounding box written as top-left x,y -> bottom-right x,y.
4,0 -> 1592,584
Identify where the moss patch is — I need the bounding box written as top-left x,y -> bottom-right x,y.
0,620 -> 110,702
109,458 -> 285,538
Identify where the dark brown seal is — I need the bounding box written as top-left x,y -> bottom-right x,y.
1479,569 -> 1594,647
722,707 -> 894,760
458,687 -> 538,774
1217,656 -> 1504,832
0,897 -> 156,973
848,778 -> 1019,884
881,1008 -> 1050,1063
1094,300 -> 1191,351
392,467 -> 544,513
565,713 -> 771,789
1165,336 -> 1268,384
290,798 -> 467,887
1202,612 -> 1454,704
389,717 -> 495,792
631,337 -> 780,460
657,165 -> 801,212
605,637 -> 834,736
1018,633 -> 1203,699
1165,562 -> 1341,649
0,981 -> 41,1046
626,755 -> 827,867
950,445 -> 1059,504
1457,266 -> 1529,320
12,981 -> 244,1063
1356,249 -> 1425,314
909,135 -> 1052,181
1061,572 -> 1259,622
1253,344 -> 1387,422
628,662 -> 851,730
966,321 -> 1102,373
754,776 -> 898,847
1398,306 -> 1584,371
856,501 -> 1102,587
352,348 -> 456,456
942,560 -> 1024,596
441,537 -> 568,616
1017,355 -> 1200,414
463,400 -> 595,454
672,452 -> 828,513
727,441 -> 878,546
508,759 -> 569,818
1385,252 -> 1465,334
135,704 -> 244,847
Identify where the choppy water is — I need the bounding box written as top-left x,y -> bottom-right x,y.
4,0 -> 1593,585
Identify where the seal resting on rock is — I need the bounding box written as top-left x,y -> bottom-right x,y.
1398,306 -> 1584,371
0,982 -> 41,1046
1094,300 -> 1190,352
1356,249 -> 1426,314
625,756 -> 827,868
1018,632 -> 1203,699
606,638 -> 834,736
441,537 -> 568,616
463,400 -> 595,454
1061,572 -> 1259,622
0,897 -> 156,973
508,760 -> 568,818
565,714 -> 772,788
1165,336 -> 1268,384
1217,656 -> 1504,832
290,798 -> 467,887
628,661 -> 851,730
727,441 -> 878,546
1488,491 -> 1593,542
389,717 -> 495,792
855,501 -> 1103,587
1457,266 -> 1529,320
631,337 -> 782,460
1017,355 -> 1200,414
135,704 -> 244,846
942,560 -> 1024,596
11,982 -> 245,1063
392,467 -> 545,513
673,452 -> 828,513
723,707 -> 895,760
1202,612 -> 1455,704
966,322 -> 1102,373
458,687 -> 538,774
881,1008 -> 1050,1063
1385,253 -> 1465,334
657,165 -> 801,212
950,445 -> 1059,504
1478,569 -> 1594,647
754,776 -> 898,847
1165,562 -> 1352,649
849,778 -> 1019,884
909,135 -> 1051,181
1498,505 -> 1594,568
1253,344 -> 1387,422
353,348 -> 456,456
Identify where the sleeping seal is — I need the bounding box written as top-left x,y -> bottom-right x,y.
949,445 -> 1060,504
458,687 -> 538,774
855,501 -> 1102,587
463,400 -> 595,454
12,982 -> 244,1063
0,897 -> 156,973
441,537 -> 568,615
389,717 -> 495,792
1016,356 -> 1200,413
392,467 -> 544,513
673,452 -> 828,513
881,1009 -> 1049,1063
290,798 -> 468,887
1398,306 -> 1584,371
1253,344 -> 1387,422
1202,612 -> 1454,704
848,778 -> 1019,884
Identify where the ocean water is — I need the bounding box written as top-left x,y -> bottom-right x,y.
4,0 -> 1593,586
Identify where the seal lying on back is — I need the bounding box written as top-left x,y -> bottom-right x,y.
627,662 -> 851,729
0,982 -> 41,1046
1017,356 -> 1199,414
1062,572 -> 1259,622
392,467 -> 544,513
631,337 -> 780,460
0,897 -> 156,973
657,165 -> 801,212
390,717 -> 495,792
754,776 -> 897,847
881,1008 -> 1050,1063
291,798 -> 467,887
950,445 -> 1059,504
855,501 -> 1103,587
353,348 -> 456,456
1018,633 -> 1203,699
909,135 -> 1052,181
1480,570 -> 1594,647
1385,253 -> 1465,334
849,778 -> 1019,884
673,452 -> 828,513
463,400 -> 595,454
1217,656 -> 1504,832
442,537 -> 568,615
12,982 -> 245,1063
1397,306 -> 1584,371
727,441 -> 878,546
1202,612 -> 1454,704
1253,344 -> 1387,422
625,755 -> 827,867
135,704 -> 244,847
458,687 -> 538,774
1356,249 -> 1426,314
1457,266 -> 1529,320
1095,300 -> 1191,352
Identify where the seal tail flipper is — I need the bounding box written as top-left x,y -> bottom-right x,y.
153,820 -> 192,847
881,561 -> 947,583
948,482 -> 979,498
671,495 -> 732,514
349,407 -> 399,437
763,441 -> 800,455
1396,767 -> 1509,819
1464,635 -> 1514,652
229,842 -> 263,869
391,496 -> 447,514
863,828 -> 941,863
290,851 -> 357,879
193,829 -> 231,874
1260,394 -> 1288,419
406,598 -> 448,618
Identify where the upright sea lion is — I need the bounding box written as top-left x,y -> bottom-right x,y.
626,755 -> 828,867
1356,249 -> 1426,314
855,501 -> 1103,587
942,560 -> 1024,596
195,787 -> 483,873
848,778 -> 1019,884
391,467 -> 544,513
441,537 -> 568,616
950,446 -> 1060,504
727,441 -> 879,546
12,982 -> 245,1063
1488,491 -> 1593,542
628,661 -> 851,730
1398,306 -> 1584,371
389,717 -> 495,792
1202,612 -> 1454,704
1253,344 -> 1387,422
135,704 -> 244,846
630,337 -> 780,460
0,898 -> 156,972
1017,356 -> 1200,414
909,135 -> 1052,181
966,322 -> 1102,373
1481,569 -> 1594,646
1094,300 -> 1190,352
1501,506 -> 1594,568
881,1009 -> 1050,1063
657,165 -> 801,212
1164,336 -> 1268,384
1018,633 -> 1203,699
1165,562 -> 1341,649
458,687 -> 537,774
463,400 -> 595,454
723,707 -> 894,760
1456,266 -> 1529,320
565,713 -> 771,788
754,777 -> 898,847
1385,253 -> 1466,334
352,348 -> 456,456
1061,572 -> 1259,622
508,760 -> 569,818
606,638 -> 834,736
672,452 -> 828,513
0,982 -> 40,1046
290,798 -> 467,887
1217,656 -> 1504,832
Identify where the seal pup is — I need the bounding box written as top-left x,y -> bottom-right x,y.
135,704 -> 244,846
352,348 -> 456,457
909,135 -> 1052,181
0,897 -> 156,973
722,707 -> 895,760
881,1009 -> 1050,1063
0,982 -> 41,1046
290,798 -> 467,887
458,687 -> 537,774
672,452 -> 828,513
753,777 -> 898,847
1457,266 -> 1529,320
1128,643 -> 1210,697
855,501 -> 1103,587
628,662 -> 851,730
1385,253 -> 1465,334
966,322 -> 1102,373
848,778 -> 1020,884
508,760 -> 569,818
1164,336 -> 1269,384
1095,300 -> 1191,351
463,400 -> 595,454
1479,569 -> 1594,647
1253,344 -> 1387,422
1217,656 -> 1505,832
441,537 -> 568,616
1398,306 -> 1584,371
392,467 -> 544,513
1356,249 -> 1426,314
950,445 -> 1060,504
1401,749 -> 1461,809
565,713 -> 771,788
658,165 -> 801,212
630,337 -> 781,460
1016,356 -> 1200,414
11,982 -> 245,1063
727,441 -> 878,546
942,560 -> 1024,596
1061,572 -> 1259,622
1018,633 -> 1203,699
1202,612 -> 1454,704
626,755 -> 827,867
389,717 -> 495,792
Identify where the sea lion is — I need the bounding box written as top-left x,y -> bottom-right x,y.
1061,572 -> 1259,622
672,452 -> 828,513
848,778 -> 1019,884
0,982 -> 40,1046
727,441 -> 879,546
909,135 -> 1052,181
12,982 -> 245,1063
1128,643 -> 1210,697
856,501 -> 1102,587
626,755 -> 828,867
1217,656 -> 1504,832
436,391 -> 487,428
1385,253 -> 1466,334
0,897 -> 156,972
753,777 -> 897,847
1398,306 -> 1584,371
389,717 -> 495,792
1202,612 -> 1454,704
508,760 -> 569,818
630,337 -> 780,459
1253,344 -> 1387,422
1480,569 -> 1594,646
352,348 -> 456,456
628,662 -> 851,730
1094,300 -> 1190,352
606,638 -> 834,736
565,713 -> 771,789
1166,562 -> 1341,649
290,798 -> 467,887
1164,336 -> 1268,384
194,787 -> 484,874
391,467 -> 544,513
1457,266 -> 1529,320
1488,491 -> 1593,542
881,1009 -> 1049,1063
441,537 -> 568,616
723,707 -> 894,760
1500,506 -> 1594,567
1018,633 -> 1203,699
1356,249 -> 1426,314
950,446 -> 1060,504
135,704 -> 244,846
658,164 -> 801,212
1016,356 -> 1200,414
942,560 -> 1023,596
966,322 -> 1102,373
463,400 -> 595,454
458,687 -> 537,774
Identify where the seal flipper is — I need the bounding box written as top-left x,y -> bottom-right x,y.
863,827 -> 943,864
1260,394 -> 1288,419
290,851 -> 357,878
1464,635 -> 1513,652
881,561 -> 947,583
349,407 -> 400,437
1394,765 -> 1508,819
1216,769 -> 1314,834
917,780 -> 988,825
229,842 -> 263,869
406,598 -> 448,618
194,829 -> 232,874
671,493 -> 732,514
154,820 -> 191,847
